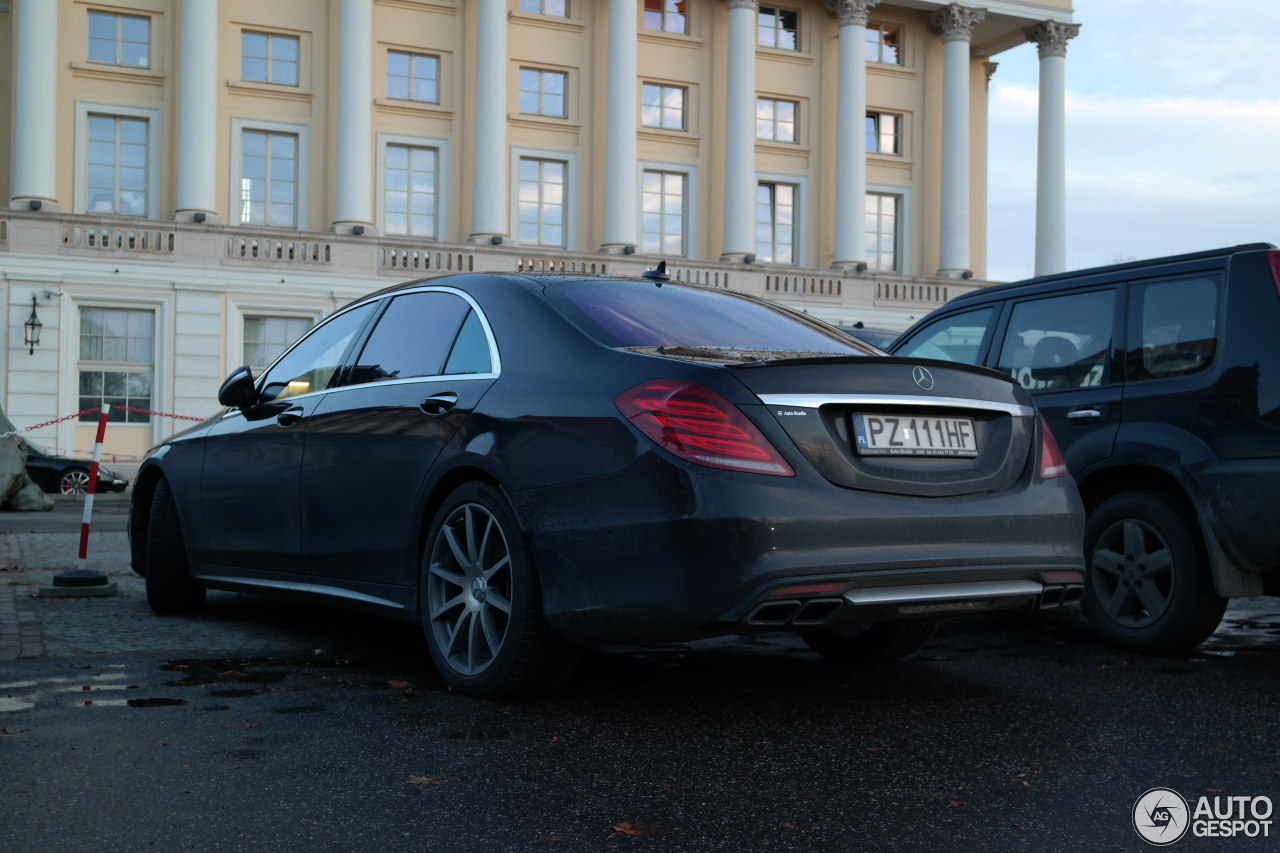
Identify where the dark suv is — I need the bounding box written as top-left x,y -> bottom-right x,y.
891,243 -> 1280,653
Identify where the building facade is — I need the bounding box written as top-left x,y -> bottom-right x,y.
0,0 -> 1076,460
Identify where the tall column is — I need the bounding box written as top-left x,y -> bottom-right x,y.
826,0 -> 878,270
334,0 -> 374,233
721,0 -> 758,262
176,0 -> 219,222
11,0 -> 59,210
470,0 -> 508,243
1026,20 -> 1080,277
929,3 -> 984,277
601,0 -> 638,253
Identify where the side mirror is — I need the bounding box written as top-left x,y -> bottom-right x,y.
218,365 -> 259,409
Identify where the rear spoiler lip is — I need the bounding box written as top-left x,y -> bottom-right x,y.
726,354 -> 1016,385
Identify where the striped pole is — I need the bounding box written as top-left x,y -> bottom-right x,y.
77,404 -> 109,571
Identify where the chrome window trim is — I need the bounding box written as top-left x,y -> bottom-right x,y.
757,394 -> 1033,418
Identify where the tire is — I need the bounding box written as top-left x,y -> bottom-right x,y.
59,468 -> 91,495
801,619 -> 938,663
144,478 -> 206,615
1082,491 -> 1226,654
420,482 -> 578,697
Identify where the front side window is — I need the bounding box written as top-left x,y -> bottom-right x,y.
87,115 -> 148,215
758,6 -> 798,50
644,0 -> 689,34
519,0 -> 568,15
642,170 -> 686,256
242,32 -> 299,85
866,112 -> 900,154
756,98 -> 797,143
894,307 -> 994,364
756,182 -> 796,265
519,68 -> 567,118
865,22 -> 901,64
997,290 -> 1116,391
79,308 -> 154,423
244,316 -> 313,374
88,11 -> 150,68
864,192 -> 899,272
1127,277 -> 1219,381
642,83 -> 686,130
517,157 -> 567,247
349,292 -> 473,384
384,144 -> 438,237
386,51 -> 439,103
259,304 -> 376,402
240,130 -> 298,227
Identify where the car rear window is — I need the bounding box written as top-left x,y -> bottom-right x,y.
546,281 -> 869,355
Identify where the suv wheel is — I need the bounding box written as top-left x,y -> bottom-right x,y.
1082,491 -> 1226,653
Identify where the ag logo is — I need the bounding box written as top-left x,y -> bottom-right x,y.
1133,788 -> 1190,846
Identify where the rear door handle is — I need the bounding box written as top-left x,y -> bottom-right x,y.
276,407 -> 306,427
420,392 -> 459,416
1066,407 -> 1104,421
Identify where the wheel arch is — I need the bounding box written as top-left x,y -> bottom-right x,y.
128,463 -> 167,576
415,463 -> 503,575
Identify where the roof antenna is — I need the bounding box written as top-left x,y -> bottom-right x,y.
642,260 -> 670,285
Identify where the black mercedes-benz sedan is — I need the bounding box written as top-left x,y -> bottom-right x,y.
130,270 -> 1085,696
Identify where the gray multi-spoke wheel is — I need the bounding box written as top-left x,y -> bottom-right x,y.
59,469 -> 91,495
1083,491 -> 1225,653
421,482 -> 578,697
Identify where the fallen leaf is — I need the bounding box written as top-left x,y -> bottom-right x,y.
1011,823 -> 1024,830
82,685 -> 91,691
783,822 -> 796,829
948,801 -> 966,807
388,680 -> 416,690
83,700 -> 93,706
610,821 -> 661,838
220,670 -> 247,679
408,775 -> 458,787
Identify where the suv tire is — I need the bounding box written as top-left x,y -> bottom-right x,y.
1082,491 -> 1226,654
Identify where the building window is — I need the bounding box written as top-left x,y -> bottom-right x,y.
240,130 -> 298,227
641,83 -> 686,130
865,192 -> 900,272
517,157 -> 567,247
758,6 -> 798,50
519,0 -> 568,15
756,182 -> 796,265
87,11 -> 150,68
642,170 -> 686,256
86,115 -> 148,215
643,0 -> 688,35
384,144 -> 438,238
756,98 -> 797,143
518,68 -> 567,118
386,51 -> 439,103
78,308 -> 154,424
865,22 -> 901,64
244,316 -> 313,374
241,32 -> 299,86
866,112 -> 900,154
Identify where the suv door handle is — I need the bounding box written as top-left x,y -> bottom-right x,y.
420,392 -> 459,416
276,407 -> 307,427
1067,407 -> 1104,421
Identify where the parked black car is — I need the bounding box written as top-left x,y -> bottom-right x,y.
839,323 -> 899,350
131,270 -> 1084,696
892,243 -> 1280,654
18,438 -> 129,495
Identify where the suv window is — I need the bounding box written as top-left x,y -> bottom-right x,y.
893,306 -> 993,363
1127,276 -> 1219,381
259,304 -> 376,402
996,290 -> 1114,391
349,292 -> 472,384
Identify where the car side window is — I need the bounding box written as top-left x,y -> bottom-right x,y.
347,291 -> 472,385
443,310 -> 493,375
1127,276 -> 1220,381
996,290 -> 1115,391
893,307 -> 994,364
258,304 -> 376,402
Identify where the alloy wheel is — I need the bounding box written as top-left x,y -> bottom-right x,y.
60,470 -> 91,495
1089,518 -> 1174,628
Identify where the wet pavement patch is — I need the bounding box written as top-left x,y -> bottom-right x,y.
126,697 -> 189,708
208,689 -> 260,699
444,728 -> 511,741
272,705 -> 325,715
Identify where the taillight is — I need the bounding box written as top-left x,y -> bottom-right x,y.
1038,416 -> 1068,479
1268,249 -> 1280,298
615,380 -> 795,476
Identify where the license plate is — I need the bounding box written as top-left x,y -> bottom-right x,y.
853,414 -> 978,457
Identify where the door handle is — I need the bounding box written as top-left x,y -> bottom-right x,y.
1066,408 -> 1103,421
276,407 -> 306,427
420,392 -> 459,416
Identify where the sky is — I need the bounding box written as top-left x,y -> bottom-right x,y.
985,0 -> 1280,282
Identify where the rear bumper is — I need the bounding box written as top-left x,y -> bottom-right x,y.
512,452 -> 1085,644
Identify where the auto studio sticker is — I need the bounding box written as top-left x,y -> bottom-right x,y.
1133,787 -> 1274,845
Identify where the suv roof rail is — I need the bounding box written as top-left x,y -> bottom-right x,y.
954,242 -> 1278,302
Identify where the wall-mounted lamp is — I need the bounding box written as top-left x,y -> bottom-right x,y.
193,212 -> 207,223
622,245 -> 636,255
24,295 -> 43,355
490,235 -> 504,245
28,199 -> 42,211
854,262 -> 868,272
961,270 -> 973,280
351,225 -> 365,235
743,254 -> 756,264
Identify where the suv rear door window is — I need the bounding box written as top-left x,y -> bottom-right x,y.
996,290 -> 1115,391
892,306 -> 994,363
1126,276 -> 1219,381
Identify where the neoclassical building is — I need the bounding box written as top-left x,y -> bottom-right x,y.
0,0 -> 1077,460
